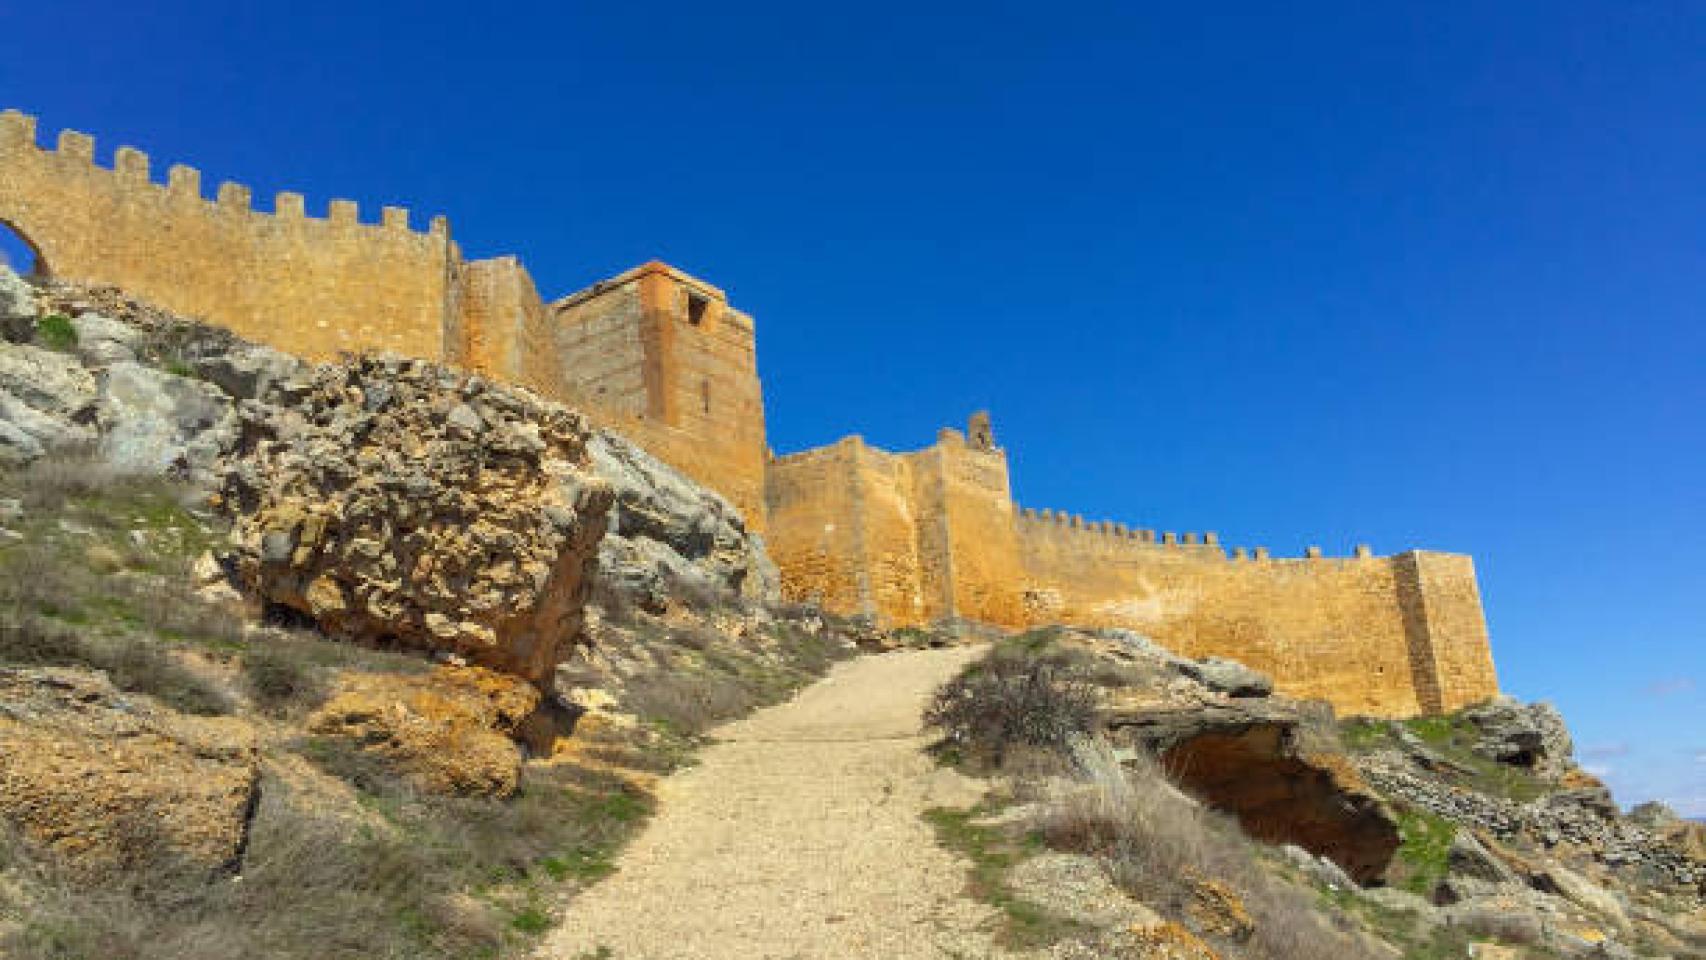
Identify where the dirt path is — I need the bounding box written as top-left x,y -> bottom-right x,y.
541,645 -> 1007,960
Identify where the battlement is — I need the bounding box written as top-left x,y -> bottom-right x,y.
1,110 -> 446,240
0,107 -> 456,363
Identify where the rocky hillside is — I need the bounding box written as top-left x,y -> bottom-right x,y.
0,268 -> 860,959
916,627 -> 1705,958
1,266 -> 1700,960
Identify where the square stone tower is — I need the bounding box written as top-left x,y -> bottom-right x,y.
548,262 -> 769,527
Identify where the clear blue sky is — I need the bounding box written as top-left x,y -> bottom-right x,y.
3,2 -> 1700,813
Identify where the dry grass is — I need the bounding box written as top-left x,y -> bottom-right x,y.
240,640 -> 329,716
0,615 -> 231,715
622,669 -> 759,736
3,760 -> 656,960
1034,738 -> 1380,960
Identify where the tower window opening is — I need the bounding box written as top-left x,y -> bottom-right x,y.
686,291 -> 709,326
701,379 -> 712,415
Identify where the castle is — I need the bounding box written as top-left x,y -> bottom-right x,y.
0,108 -> 1499,717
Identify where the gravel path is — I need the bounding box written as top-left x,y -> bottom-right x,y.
541,645 -> 1008,960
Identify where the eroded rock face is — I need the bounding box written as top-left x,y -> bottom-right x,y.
0,667 -> 259,880
1097,653 -> 1399,884
223,355 -> 614,683
97,361 -> 237,484
0,269 -> 36,342
589,430 -> 779,610
0,342 -> 98,464
1158,725 -> 1398,884
307,665 -> 541,798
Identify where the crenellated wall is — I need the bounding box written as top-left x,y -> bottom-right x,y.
765,416 -> 1500,717
0,109 -> 453,362
1,105 -> 1499,716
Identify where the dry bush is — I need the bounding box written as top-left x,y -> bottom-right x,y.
622,670 -> 756,736
1035,738 -> 1378,960
923,653 -> 1097,767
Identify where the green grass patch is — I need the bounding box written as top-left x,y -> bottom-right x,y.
924,802 -> 1089,949
35,313 -> 76,351
1339,718 -> 1394,752
508,907 -> 552,934
1391,808 -> 1456,897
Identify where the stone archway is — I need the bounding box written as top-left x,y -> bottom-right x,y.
0,219 -> 48,277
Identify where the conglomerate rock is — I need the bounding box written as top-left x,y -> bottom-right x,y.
222,354 -> 614,684
0,666 -> 259,880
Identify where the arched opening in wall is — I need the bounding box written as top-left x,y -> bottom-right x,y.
0,221 -> 48,277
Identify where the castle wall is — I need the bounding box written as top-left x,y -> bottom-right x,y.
0,110 -> 453,362
765,441 -> 874,613
1013,515 -> 1425,714
1,105 -> 1498,717
455,256 -> 553,390
765,422 -> 1499,718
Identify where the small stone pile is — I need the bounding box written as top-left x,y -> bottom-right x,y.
221,354 -> 614,684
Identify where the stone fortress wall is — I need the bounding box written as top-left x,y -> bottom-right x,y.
0,107 -> 1498,716
762,419 -> 1499,716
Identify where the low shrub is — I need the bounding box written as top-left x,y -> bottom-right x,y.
35,313 -> 76,351
923,653 -> 1097,767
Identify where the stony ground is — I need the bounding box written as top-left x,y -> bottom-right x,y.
542,646 -> 1007,960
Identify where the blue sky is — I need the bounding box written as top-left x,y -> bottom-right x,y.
2,2 -> 1700,813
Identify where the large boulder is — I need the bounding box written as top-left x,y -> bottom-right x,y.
587,430 -> 780,610
307,665 -> 541,798
0,342 -> 99,464
1181,656 -> 1274,698
222,355 -> 614,684
0,666 -> 259,880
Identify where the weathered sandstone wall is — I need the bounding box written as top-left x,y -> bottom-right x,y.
765,421 -> 1499,717
0,110 -> 452,363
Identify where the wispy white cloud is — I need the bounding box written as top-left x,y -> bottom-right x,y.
1643,677 -> 1696,698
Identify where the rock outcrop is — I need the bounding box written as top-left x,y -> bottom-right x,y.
307,665 -> 542,798
1461,695 -> 1575,777
222,354 -> 614,685
588,429 -> 779,610
0,666 -> 259,880
0,270 -> 784,686
0,343 -> 98,464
